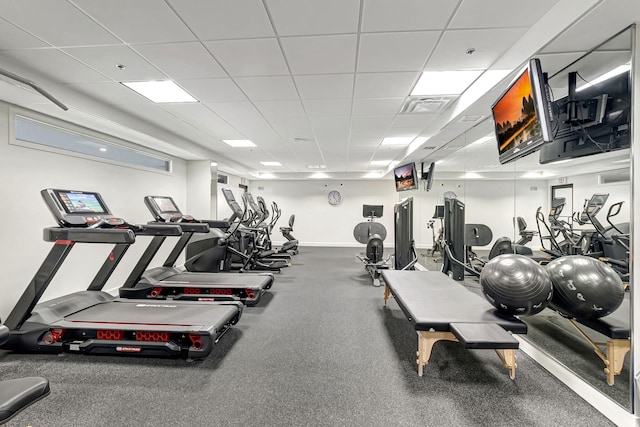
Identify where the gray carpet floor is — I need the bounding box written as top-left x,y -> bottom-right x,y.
1,247 -> 615,426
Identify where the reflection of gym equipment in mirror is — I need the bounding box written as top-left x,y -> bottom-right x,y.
354,204 -> 391,287
536,193 -> 630,282
427,205 -> 445,261
438,193 -> 631,386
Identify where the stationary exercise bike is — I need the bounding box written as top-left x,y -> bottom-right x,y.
354,204 -> 391,287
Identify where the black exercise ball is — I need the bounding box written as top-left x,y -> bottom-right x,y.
546,255 -> 624,319
480,254 -> 552,316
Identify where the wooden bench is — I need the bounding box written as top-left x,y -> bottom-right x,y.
569,300 -> 630,386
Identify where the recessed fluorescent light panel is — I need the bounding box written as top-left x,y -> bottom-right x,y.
381,137 -> 414,146
223,139 -> 256,147
260,161 -> 282,166
122,81 -> 197,103
411,70 -> 483,96
310,172 -> 329,179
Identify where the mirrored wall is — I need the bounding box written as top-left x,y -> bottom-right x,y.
415,26 -> 633,410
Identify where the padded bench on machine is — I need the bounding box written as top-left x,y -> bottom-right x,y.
381,270 -> 527,379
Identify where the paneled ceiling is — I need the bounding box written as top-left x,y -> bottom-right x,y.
0,0 -> 636,180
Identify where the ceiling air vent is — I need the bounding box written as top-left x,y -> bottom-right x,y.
401,96 -> 454,114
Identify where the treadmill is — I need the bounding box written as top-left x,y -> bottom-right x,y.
117,195 -> 274,306
1,189 -> 242,359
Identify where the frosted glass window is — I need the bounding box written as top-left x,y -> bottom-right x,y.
14,116 -> 171,172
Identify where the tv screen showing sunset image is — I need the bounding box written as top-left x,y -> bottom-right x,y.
492,69 -> 542,156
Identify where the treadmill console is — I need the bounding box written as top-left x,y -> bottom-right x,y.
144,195 -> 194,222
42,189 -> 117,227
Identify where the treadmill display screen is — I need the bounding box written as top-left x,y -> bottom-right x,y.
55,191 -> 109,214
152,196 -> 179,214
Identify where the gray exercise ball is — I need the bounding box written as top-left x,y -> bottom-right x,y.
480,254 -> 552,316
546,255 -> 624,319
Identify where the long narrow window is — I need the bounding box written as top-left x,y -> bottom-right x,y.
13,115 -> 171,172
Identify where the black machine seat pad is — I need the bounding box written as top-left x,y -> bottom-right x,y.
450,323 -> 519,349
575,298 -> 630,340
0,377 -> 50,424
381,270 -> 527,334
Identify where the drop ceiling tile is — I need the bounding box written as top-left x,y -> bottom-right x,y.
0,0 -> 120,46
303,99 -> 352,117
268,117 -> 314,139
354,72 -> 417,98
450,0 -> 559,29
134,42 -> 227,80
362,0 -> 457,32
392,113 -> 438,128
310,116 -> 351,130
350,115 -> 395,129
358,32 -> 439,72
63,45 -> 166,81
352,98 -> 404,116
159,103 -> 240,137
281,35 -> 357,75
168,0 -> 274,40
3,49 -> 110,83
179,78 -> 247,103
350,128 -> 388,139
204,39 -> 288,77
294,74 -> 354,99
0,19 -> 49,49
73,0 -> 195,43
540,0 -> 637,54
206,101 -> 263,119
233,76 -> 298,100
426,28 -> 528,70
349,134 -> 384,146
266,0 -> 359,36
255,100 -> 306,118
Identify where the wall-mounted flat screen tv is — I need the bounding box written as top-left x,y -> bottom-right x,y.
394,162 -> 418,192
491,58 -> 553,164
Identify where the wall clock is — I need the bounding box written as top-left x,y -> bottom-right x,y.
328,190 -> 342,206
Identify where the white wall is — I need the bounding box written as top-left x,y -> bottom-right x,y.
553,172 -> 631,224
249,179 -> 399,247
0,103 -> 188,320
186,160 -> 213,219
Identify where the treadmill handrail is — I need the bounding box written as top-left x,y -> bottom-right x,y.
136,224 -> 183,236
43,227 -> 136,244
147,221 -> 209,234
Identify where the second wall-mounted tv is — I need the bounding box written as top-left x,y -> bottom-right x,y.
421,161 -> 435,191
491,58 -> 553,164
394,162 -> 418,192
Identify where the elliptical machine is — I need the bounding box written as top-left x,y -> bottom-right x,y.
354,204 -> 391,287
